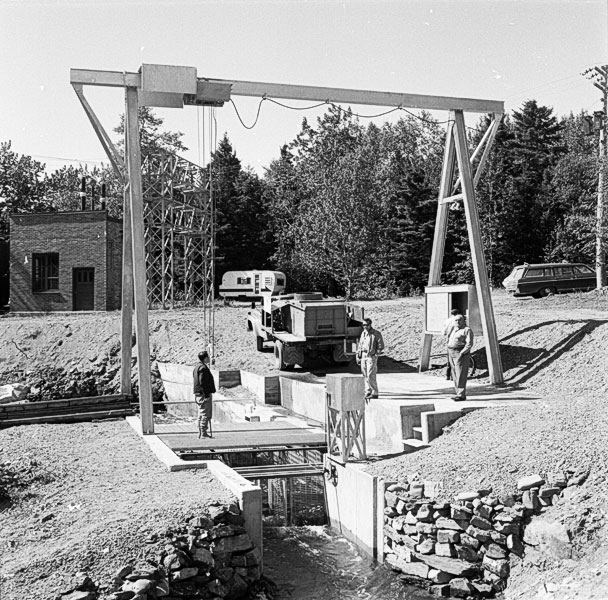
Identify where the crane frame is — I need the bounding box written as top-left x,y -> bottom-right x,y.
71,63 -> 504,434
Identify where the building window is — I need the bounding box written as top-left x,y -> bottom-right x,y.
237,277 -> 251,285
32,253 -> 59,292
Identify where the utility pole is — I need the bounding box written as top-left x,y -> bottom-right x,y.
583,65 -> 608,289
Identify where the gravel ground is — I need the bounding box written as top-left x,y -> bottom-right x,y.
0,420 -> 235,600
1,289 -> 608,599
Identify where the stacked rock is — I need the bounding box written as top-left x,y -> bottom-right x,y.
383,472 -> 579,598
101,505 -> 262,600
6,358 -> 166,405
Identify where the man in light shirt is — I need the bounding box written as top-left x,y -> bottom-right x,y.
443,308 -> 462,380
356,317 -> 385,400
446,315 -> 473,401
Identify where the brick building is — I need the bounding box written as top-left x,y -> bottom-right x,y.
9,211 -> 122,312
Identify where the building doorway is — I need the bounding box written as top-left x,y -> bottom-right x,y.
73,268 -> 95,310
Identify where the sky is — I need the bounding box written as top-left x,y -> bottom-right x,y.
1,0 -> 607,176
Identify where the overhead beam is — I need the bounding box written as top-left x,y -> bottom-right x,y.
70,67 -> 504,114
71,68 -> 141,87
205,78 -> 504,113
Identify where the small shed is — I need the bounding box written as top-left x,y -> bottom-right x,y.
9,210 -> 122,312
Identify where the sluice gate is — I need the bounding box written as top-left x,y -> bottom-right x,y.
157,420 -> 328,526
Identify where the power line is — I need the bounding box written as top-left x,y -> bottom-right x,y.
31,154 -> 108,165
229,95 -> 454,131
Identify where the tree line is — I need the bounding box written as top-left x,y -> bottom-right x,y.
1,100 -> 604,305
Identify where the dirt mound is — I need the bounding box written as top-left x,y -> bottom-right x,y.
0,420 -> 235,600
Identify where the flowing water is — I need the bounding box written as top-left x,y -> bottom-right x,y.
261,526 -> 434,600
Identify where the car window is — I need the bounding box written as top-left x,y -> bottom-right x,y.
526,268 -> 546,277
574,265 -> 594,275
509,267 -> 525,280
554,266 -> 574,277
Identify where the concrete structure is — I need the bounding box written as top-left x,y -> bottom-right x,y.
158,365 -> 539,456
126,416 -> 263,557
9,211 -> 122,312
324,456 -> 380,558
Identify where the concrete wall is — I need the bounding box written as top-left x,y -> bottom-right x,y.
9,211 -> 121,312
158,363 -> 247,420
324,456 -> 380,559
279,377 -> 326,424
362,401 -> 437,455
125,416 -> 263,559
206,460 -> 263,557
240,371 -> 280,405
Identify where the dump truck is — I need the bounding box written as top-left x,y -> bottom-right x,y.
246,292 -> 364,370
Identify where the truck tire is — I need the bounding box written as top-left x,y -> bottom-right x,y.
274,341 -> 287,371
256,335 -> 264,352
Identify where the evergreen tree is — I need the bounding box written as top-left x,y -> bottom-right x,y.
113,106 -> 187,157
507,100 -> 564,263
543,112 -> 598,263
209,134 -> 273,281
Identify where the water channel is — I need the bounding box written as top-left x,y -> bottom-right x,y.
261,526 -> 434,600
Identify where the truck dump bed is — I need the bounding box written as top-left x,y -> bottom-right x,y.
287,301 -> 347,338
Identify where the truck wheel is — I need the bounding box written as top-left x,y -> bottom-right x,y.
256,335 -> 264,352
274,341 -> 287,371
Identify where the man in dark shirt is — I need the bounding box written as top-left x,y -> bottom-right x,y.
193,351 -> 216,438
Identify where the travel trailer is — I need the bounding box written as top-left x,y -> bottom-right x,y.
219,270 -> 286,300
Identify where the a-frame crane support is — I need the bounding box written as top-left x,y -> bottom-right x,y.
419,112 -> 504,383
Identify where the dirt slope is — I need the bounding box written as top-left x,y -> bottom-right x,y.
0,420 -> 235,600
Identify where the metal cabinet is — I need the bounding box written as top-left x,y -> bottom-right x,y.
424,284 -> 481,335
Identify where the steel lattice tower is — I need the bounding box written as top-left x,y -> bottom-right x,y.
141,149 -> 214,311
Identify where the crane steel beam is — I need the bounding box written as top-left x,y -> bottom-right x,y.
207,77 -> 504,114
70,67 -> 504,114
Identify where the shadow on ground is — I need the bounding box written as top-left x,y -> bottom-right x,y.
465,319 -> 608,387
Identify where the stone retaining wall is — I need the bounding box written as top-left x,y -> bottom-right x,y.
382,471 -> 586,598
59,503 -> 263,600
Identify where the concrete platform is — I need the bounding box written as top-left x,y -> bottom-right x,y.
374,371 -> 540,409
157,363 -> 540,458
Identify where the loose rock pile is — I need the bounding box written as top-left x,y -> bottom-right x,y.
0,359 -> 165,405
383,470 -> 588,598
55,503 -> 263,600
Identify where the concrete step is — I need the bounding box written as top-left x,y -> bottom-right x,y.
402,438 -> 430,454
412,426 -> 424,440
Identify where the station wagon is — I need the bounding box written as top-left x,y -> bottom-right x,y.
502,263 -> 596,298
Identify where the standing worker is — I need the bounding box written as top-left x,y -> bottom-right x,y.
193,351 -> 216,438
443,308 -> 463,380
356,317 -> 384,400
446,315 -> 473,401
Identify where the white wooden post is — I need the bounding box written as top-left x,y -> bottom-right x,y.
452,110 -> 504,384
120,183 -> 134,396
125,86 -> 155,433
419,119 -> 456,371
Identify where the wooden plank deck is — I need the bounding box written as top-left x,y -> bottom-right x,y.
157,421 -> 326,452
